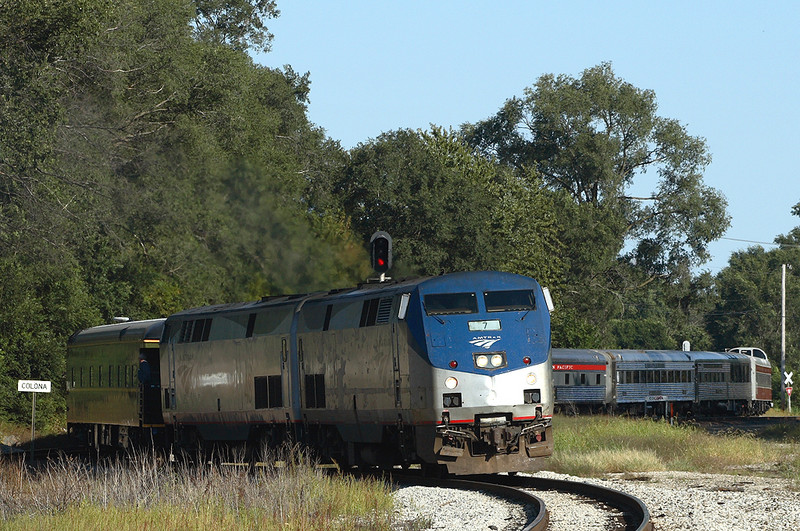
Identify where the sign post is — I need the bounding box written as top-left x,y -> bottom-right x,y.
786,372 -> 794,412
17,380 -> 51,461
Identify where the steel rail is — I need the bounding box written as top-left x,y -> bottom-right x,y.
369,470 -> 549,531
476,474 -> 654,531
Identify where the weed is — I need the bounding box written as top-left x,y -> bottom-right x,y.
0,445 -> 403,529
546,414 -> 799,480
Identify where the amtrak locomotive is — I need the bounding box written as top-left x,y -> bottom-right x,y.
67,271 -> 554,475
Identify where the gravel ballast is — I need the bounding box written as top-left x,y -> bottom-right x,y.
392,485 -> 529,530
392,470 -> 800,530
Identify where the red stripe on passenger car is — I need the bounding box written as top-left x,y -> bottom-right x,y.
552,364 -> 606,371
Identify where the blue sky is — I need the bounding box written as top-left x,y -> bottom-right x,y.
255,2 -> 800,274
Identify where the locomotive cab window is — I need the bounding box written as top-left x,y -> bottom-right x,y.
484,290 -> 536,312
424,293 -> 478,315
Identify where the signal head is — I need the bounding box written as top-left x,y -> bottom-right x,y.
369,231 -> 392,273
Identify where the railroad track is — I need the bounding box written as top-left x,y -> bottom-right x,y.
694,415 -> 800,435
385,470 -> 654,531
499,474 -> 653,531
1,434 -> 90,464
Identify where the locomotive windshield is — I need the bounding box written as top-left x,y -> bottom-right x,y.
424,292 -> 478,315
484,290 -> 536,312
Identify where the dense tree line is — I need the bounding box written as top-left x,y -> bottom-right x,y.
1,1 -> 797,424
0,0 -> 367,423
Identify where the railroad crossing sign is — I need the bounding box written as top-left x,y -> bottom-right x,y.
785,371 -> 794,387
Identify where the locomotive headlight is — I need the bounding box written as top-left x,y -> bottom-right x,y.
526,373 -> 537,385
475,355 -> 489,368
444,377 -> 458,389
490,354 -> 504,367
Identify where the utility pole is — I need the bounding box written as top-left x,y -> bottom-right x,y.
782,263 -> 787,410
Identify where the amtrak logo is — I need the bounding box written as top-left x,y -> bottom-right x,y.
470,336 -> 501,349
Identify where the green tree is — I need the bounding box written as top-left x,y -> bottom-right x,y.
709,228 -> 800,359
332,127 -> 562,281
337,128 -> 495,276
707,216 -> 800,404
0,0 -> 366,423
193,0 -> 279,53
463,62 -> 727,270
41,0 -> 363,306
0,0 -> 116,424
463,63 -> 730,346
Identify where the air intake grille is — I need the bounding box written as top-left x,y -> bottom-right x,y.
376,297 -> 393,324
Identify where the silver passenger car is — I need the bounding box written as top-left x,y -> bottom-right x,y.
551,348 -> 614,411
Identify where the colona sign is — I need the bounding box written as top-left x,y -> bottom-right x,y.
17,380 -> 51,393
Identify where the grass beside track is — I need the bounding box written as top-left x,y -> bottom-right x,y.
0,446 -> 427,530
547,413 -> 800,480
4,414 -> 799,527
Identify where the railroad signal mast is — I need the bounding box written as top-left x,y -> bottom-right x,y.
370,231 -> 392,282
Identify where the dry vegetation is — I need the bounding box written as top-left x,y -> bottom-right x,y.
3,414 -> 800,527
546,413 -> 800,480
0,445 -> 424,530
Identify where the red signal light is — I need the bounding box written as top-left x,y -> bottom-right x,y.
523,356 -> 532,365
370,231 -> 392,274
449,360 -> 458,369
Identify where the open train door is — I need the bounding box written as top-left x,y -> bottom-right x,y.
138,347 -> 163,426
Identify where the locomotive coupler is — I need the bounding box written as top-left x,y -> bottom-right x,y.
435,426 -> 473,457
472,415 -> 516,452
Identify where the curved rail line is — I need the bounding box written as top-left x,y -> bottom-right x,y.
476,474 -> 654,531
383,469 -> 653,530
378,471 -> 549,531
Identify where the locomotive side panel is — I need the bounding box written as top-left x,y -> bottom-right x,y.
299,325 -> 395,421
172,340 -> 250,412
162,308 -> 293,441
